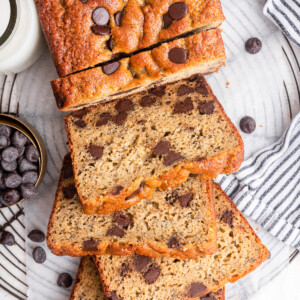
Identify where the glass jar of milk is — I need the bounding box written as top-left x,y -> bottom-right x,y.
0,0 -> 45,75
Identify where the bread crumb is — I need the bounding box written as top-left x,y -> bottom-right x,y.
226,82 -> 230,88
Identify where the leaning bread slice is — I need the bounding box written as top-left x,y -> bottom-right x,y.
47,155 -> 218,258
94,183 -> 269,300
52,29 -> 225,111
65,74 -> 244,214
70,257 -> 225,300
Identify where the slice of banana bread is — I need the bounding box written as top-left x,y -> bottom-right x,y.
35,0 -> 225,76
70,257 -> 225,300
65,75 -> 244,214
52,29 -> 225,111
47,154 -> 218,258
94,183 -> 269,300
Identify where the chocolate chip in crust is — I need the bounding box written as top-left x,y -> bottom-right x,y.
134,254 -> 151,273
120,263 -> 131,277
168,47 -> 187,64
55,92 -> 65,109
96,112 -> 112,126
200,295 -> 217,300
115,99 -> 134,113
168,2 -> 188,20
111,185 -> 124,195
107,37 -> 114,51
110,291 -> 122,300
220,210 -> 233,227
82,239 -> 98,251
91,25 -> 111,36
88,145 -> 104,159
62,184 -> 77,199
164,151 -> 184,166
113,211 -> 132,228
188,282 -> 208,298
114,10 -> 124,26
173,97 -> 193,114
162,13 -> 172,29
92,7 -> 110,26
153,140 -> 170,156
195,80 -> 209,96
70,107 -> 89,118
178,193 -> 193,207
102,61 -> 120,74
149,85 -> 166,97
198,100 -> 215,115
144,263 -> 160,284
165,190 -> 179,205
63,157 -> 73,179
112,112 -> 127,125
140,96 -> 157,107
107,225 -> 125,238
167,236 -> 181,249
177,84 -> 194,96
74,119 -> 86,128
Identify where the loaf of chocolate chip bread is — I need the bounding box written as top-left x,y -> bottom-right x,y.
94,183 -> 269,300
70,257 -> 225,300
65,75 -> 244,214
52,29 -> 225,111
35,0 -> 225,76
47,154 -> 218,258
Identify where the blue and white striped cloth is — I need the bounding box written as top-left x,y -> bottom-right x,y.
217,113 -> 300,250
264,0 -> 300,47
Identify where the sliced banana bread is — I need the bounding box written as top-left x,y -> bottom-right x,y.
65,75 -> 244,214
94,183 -> 269,300
47,154 -> 218,258
70,257 -> 225,300
52,29 -> 225,111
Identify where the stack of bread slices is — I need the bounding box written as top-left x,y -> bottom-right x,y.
35,0 -> 269,299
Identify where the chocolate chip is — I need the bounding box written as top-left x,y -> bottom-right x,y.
220,210 -> 233,227
173,97 -> 193,114
149,85 -> 166,97
178,193 -> 193,207
107,37 -> 114,51
165,190 -> 179,205
167,236 -> 181,249
74,119 -> 86,128
114,10 -> 123,26
1,160 -> 17,172
20,183 -> 37,200
55,93 -> 65,109
240,116 -> 256,134
120,263 -> 130,277
80,0 -> 88,3
17,146 -> 25,157
28,230 -> 45,243
162,13 -> 172,28
91,25 -> 110,36
2,146 -> 19,162
22,171 -> 38,184
82,239 -> 98,251
111,185 -> 124,195
0,125 -> 12,137
200,295 -> 217,300
195,80 -> 209,96
168,47 -> 187,64
245,38 -> 262,54
1,189 -> 20,206
115,99 -> 134,113
19,158 -> 37,172
12,131 -> 28,147
57,273 -> 73,288
0,135 -> 9,149
177,84 -> 194,96
102,61 -> 120,75
4,173 -> 22,188
196,157 -> 206,162
168,2 -> 188,20
92,7 -> 110,26
32,246 -> 46,264
140,96 -> 157,107
96,112 -> 112,126
188,282 -> 208,297
107,225 -> 125,238
134,254 -> 151,272
88,145 -> 104,159
110,291 -> 122,300
144,263 -> 160,284
0,231 -> 15,246
70,108 -> 89,118
63,157 -> 73,179
62,184 -> 76,199
113,211 -> 132,228
112,112 -> 127,125
198,101 -> 214,115
153,141 -> 170,156
164,151 -> 184,166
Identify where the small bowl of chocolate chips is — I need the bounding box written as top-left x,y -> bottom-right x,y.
0,114 -> 47,209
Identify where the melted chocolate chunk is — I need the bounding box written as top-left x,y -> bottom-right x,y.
111,185 -> 124,195
149,85 -> 166,97
62,184 -> 77,199
162,13 -> 172,29
91,25 -> 111,36
140,96 -> 157,107
168,47 -> 187,64
55,92 -> 65,109
112,112 -> 127,125
107,225 -> 125,238
167,236 -> 181,249
102,61 -> 120,74
57,273 -> 73,288
88,145 -> 104,159
164,151 -> 183,166
114,10 -> 123,26
153,141 -> 170,156
92,7 -> 110,26
220,210 -> 233,227
198,100 -> 214,115
143,263 -> 160,284
120,263 -> 130,277
63,156 -> 73,179
177,84 -> 194,96
71,108 -> 89,118
115,99 -> 134,113
168,2 -> 188,20
178,193 -> 193,207
82,239 -> 98,251
74,119 -> 86,128
173,97 -> 193,114
195,80 -> 209,96
188,282 -> 208,298
107,37 -> 114,51
96,112 -> 112,126
113,211 -> 132,228
134,254 -> 151,273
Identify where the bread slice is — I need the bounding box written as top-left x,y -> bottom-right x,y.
94,183 -> 269,300
35,0 -> 225,77
47,154 -> 218,258
52,29 -> 225,111
70,257 -> 225,300
65,74 -> 244,214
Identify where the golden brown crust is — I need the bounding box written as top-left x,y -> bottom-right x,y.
69,257 -> 86,300
52,29 -> 226,111
35,0 -> 225,76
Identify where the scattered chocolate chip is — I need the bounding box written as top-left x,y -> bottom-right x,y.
19,158 -> 37,172
1,160 -> 17,172
107,37 -> 114,51
88,145 -> 104,159
57,273 -> 73,288
115,99 -> 134,113
153,141 -> 170,156
70,108 -> 89,118
144,263 -> 160,284
112,112 -> 127,125
62,184 -> 77,199
113,211 -> 132,228
63,157 -> 73,179
0,231 -> 15,245
198,101 -> 214,115
149,85 -> 166,97
140,96 -> 157,107
0,125 -> 12,137
245,38 -> 262,54
188,282 -> 208,298
74,119 -> 86,128
4,173 -> 22,188
173,97 -> 193,114
20,184 -> 37,200
240,116 -> 256,134
177,84 -> 194,96
107,225 -> 125,238
0,135 -> 9,149
1,189 -> 20,206
96,112 -> 112,126
32,246 -> 46,264
168,2 -> 188,20
167,236 -> 181,249
165,190 -> 179,205
120,263 -> 130,277
220,210 -> 233,227
12,131 -> 28,148
110,291 -> 122,300
178,193 -> 193,207
28,230 -> 45,243
102,61 -> 120,75
168,47 -> 187,64
164,151 -> 184,166
114,10 -> 123,26
162,13 -> 172,29
2,146 -> 19,162
111,185 -> 124,195
82,239 -> 98,251
134,254 -> 151,272
91,25 -> 111,36
92,7 -> 110,26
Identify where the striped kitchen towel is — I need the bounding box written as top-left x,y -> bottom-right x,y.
264,0 -> 300,47
216,112 -> 300,250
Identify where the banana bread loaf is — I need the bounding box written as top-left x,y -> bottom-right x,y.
47,154 -> 218,258
35,0 -> 225,77
65,75 -> 244,214
52,29 -> 225,111
70,257 -> 225,300
94,183 -> 269,300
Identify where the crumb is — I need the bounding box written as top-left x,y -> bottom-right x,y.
259,125 -> 263,128
225,82 -> 230,88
